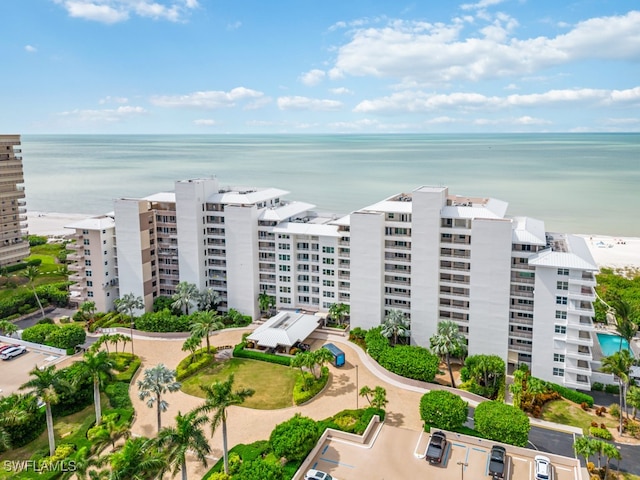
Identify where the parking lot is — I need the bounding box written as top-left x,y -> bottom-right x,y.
302,425 -> 581,480
0,342 -> 65,396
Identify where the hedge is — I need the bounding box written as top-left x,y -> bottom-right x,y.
377,345 -> 439,383
293,367 -> 329,405
547,382 -> 594,407
233,343 -> 292,366
474,401 -> 530,447
176,351 -> 217,381
105,382 -> 133,409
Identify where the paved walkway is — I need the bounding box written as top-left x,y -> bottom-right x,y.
114,326 -> 586,478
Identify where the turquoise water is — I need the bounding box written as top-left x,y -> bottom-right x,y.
20,133 -> 640,236
596,333 -> 630,357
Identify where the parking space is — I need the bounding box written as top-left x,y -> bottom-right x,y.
302,425 -> 581,480
0,342 -> 65,396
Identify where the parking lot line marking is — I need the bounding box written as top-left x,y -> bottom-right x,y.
472,447 -> 486,453
453,442 -> 466,448
319,457 -> 355,469
322,445 -> 329,455
312,462 -> 318,469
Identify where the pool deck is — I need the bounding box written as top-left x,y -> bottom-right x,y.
592,327 -> 638,362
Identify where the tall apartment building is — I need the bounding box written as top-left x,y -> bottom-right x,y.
66,178 -> 597,388
0,135 -> 29,266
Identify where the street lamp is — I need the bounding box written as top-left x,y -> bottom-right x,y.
355,364 -> 359,409
130,321 -> 135,355
457,461 -> 468,480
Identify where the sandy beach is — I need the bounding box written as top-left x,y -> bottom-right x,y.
27,212 -> 640,271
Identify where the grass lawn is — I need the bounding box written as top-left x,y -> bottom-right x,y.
181,358 -> 299,409
540,399 -> 619,434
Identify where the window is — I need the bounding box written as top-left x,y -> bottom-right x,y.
322,246 -> 335,253
556,296 -> 568,305
104,261 -> 108,266
555,310 -> 567,319
323,291 -> 335,298
558,268 -> 569,276
87,291 -> 94,298
553,368 -> 565,377
103,240 -> 107,245
281,297 -> 291,304
279,275 -> 290,282
279,286 -> 291,293
87,281 -> 93,287
85,260 -> 92,266
278,243 -> 290,250
104,250 -> 107,255
278,254 -> 290,261
322,258 -> 334,265
279,265 -> 290,272
323,280 -> 334,287
553,353 -> 565,362
82,229 -> 89,235
554,325 -> 567,335
83,239 -> 90,245
84,249 -> 91,256
557,281 -> 569,291
86,270 -> 92,277
322,269 -> 335,276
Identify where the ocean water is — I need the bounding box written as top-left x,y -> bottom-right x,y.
20,133 -> 640,236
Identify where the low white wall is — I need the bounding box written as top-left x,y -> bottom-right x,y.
0,335 -> 67,356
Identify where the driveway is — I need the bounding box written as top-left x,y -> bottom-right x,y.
0,343 -> 65,396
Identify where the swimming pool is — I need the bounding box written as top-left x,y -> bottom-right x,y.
596,333 -> 630,357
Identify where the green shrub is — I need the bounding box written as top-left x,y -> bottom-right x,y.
589,426 -> 613,440
591,382 -> 605,392
378,345 -> 439,383
609,403 -> 620,418
28,235 -> 48,247
105,382 -> 132,409
547,382 -> 594,407
420,390 -> 468,431
270,413 -> 320,462
112,357 -> 141,383
236,457 -> 284,480
135,310 -> 191,332
27,258 -> 43,267
353,407 -> 385,434
176,351 -> 217,381
233,343 -> 292,366
4,261 -> 27,273
45,324 -> 86,350
293,366 -> 329,405
474,401 -> 530,447
604,384 -> 620,395
21,323 -> 58,344
364,327 -> 389,359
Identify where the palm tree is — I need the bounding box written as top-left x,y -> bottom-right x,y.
612,298 -> 638,351
155,409 -> 211,480
0,402 -> 26,450
137,364 -> 182,432
24,265 -> 46,319
372,386 -> 388,410
80,301 -> 97,323
20,365 -> 70,456
114,293 -> 144,355
313,347 -> 336,378
381,309 -> 410,345
601,349 -> 635,433
172,281 -> 198,315
0,319 -> 18,337
198,374 -> 255,475
182,335 -> 202,364
328,302 -> 350,327
359,386 -> 373,405
602,441 -> 622,479
430,320 -> 467,388
627,385 -> 640,419
108,436 -> 165,480
573,435 -> 600,467
76,350 -> 115,425
198,287 -> 221,312
258,292 -> 275,317
189,310 -> 224,352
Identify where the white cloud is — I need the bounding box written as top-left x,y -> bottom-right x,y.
602,117 -> 640,126
99,96 -> 129,104
277,96 -> 343,111
193,119 -> 218,126
24,45 -> 37,53
329,11 -> 640,85
300,69 -> 326,86
53,0 -> 198,24
329,87 -> 353,95
150,87 -> 265,109
227,21 -> 242,30
425,116 -> 458,124
514,116 -> 551,125
57,105 -> 146,123
460,0 -> 507,11
353,86 -> 640,114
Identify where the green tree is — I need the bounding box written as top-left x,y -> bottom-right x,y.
20,365 -> 71,456
24,265 -> 46,318
172,281 -> 199,315
182,334 -> 202,364
372,386 -> 388,410
381,309 -> 410,345
474,401 -> 530,447
237,458 -> 284,480
359,386 -> 373,405
0,402 -> 26,451
430,320 -> 467,388
573,436 -> 601,468
198,374 -> 255,475
137,364 -> 181,432
258,292 -> 276,317
602,441 -> 622,479
460,354 -> 505,399
328,302 -> 350,326
626,385 -> 640,418
155,409 -> 211,480
601,349 -> 635,433
313,347 -> 336,378
190,310 -> 224,352
0,319 -> 18,337
612,298 -> 638,351
269,413 -> 320,462
108,436 -> 164,480
198,287 -> 221,312
76,350 -> 114,425
114,293 -> 144,354
419,390 -> 468,431
80,301 -> 97,322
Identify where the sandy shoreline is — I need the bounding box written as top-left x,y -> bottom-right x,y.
27,212 -> 640,270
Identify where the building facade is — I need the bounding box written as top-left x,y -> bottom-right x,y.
66,178 -> 597,388
0,135 -> 29,266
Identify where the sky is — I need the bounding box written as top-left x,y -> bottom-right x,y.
2,0 -> 639,134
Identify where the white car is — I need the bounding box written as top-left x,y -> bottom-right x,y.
0,345 -> 27,360
534,455 -> 551,480
304,469 -> 335,480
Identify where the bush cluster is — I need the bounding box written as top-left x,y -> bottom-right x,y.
233,343 -> 292,366
0,282 -> 69,318
546,382 -> 594,407
176,351 -> 217,381
21,323 -> 86,350
293,366 -> 329,405
589,426 -> 613,440
105,382 -> 132,409
420,390 -> 468,431
474,400 -> 530,447
110,353 -> 141,383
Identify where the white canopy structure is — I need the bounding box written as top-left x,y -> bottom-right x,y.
247,311 -> 321,348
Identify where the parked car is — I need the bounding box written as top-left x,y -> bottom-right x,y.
534,455 -> 551,480
0,344 -> 18,354
0,345 -> 27,360
488,445 -> 507,479
304,469 -> 335,480
425,431 -> 448,465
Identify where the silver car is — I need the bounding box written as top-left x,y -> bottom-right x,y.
534,455 -> 551,480
0,345 -> 27,360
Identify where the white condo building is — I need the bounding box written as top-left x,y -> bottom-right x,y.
66,178 -> 598,389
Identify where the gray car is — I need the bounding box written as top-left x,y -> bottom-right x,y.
0,345 -> 27,360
